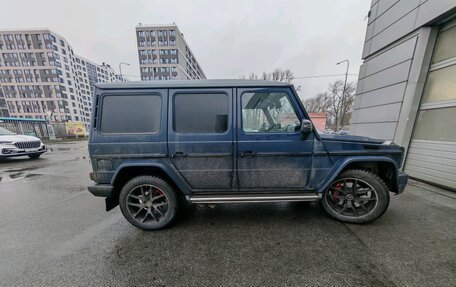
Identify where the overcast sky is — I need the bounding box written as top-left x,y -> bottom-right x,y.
0,0 -> 370,99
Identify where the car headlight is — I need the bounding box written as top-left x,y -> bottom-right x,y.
0,141 -> 14,145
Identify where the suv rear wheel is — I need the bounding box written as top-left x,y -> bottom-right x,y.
321,169 -> 390,223
119,176 -> 177,230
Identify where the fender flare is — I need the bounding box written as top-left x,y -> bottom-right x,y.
111,160 -> 191,195
316,156 -> 399,193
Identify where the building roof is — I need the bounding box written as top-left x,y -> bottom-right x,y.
96,79 -> 292,90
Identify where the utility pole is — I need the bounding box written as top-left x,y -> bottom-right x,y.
336,59 -> 349,131
119,62 -> 130,80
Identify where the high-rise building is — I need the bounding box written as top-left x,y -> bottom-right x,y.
0,29 -> 123,127
136,23 -> 206,81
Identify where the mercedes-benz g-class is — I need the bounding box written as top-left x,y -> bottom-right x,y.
88,80 -> 408,230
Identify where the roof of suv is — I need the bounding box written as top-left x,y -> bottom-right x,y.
96,79 -> 292,89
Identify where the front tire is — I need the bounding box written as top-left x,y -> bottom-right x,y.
119,176 -> 178,230
321,169 -> 390,223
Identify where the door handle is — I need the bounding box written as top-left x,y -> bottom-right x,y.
170,151 -> 187,158
240,151 -> 256,157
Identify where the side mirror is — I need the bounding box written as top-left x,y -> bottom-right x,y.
300,119 -> 313,134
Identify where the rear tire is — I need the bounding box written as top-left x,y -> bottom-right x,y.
28,154 -> 41,159
321,169 -> 390,223
119,176 -> 178,230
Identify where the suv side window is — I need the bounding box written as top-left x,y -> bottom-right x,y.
241,91 -> 300,133
100,94 -> 161,134
174,93 -> 229,133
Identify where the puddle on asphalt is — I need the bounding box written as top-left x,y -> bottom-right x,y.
25,173 -> 41,178
9,172 -> 24,179
57,148 -> 71,151
0,171 -> 42,183
55,146 -> 86,151
5,165 -> 40,173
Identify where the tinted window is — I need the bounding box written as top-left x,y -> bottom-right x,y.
174,93 -> 229,133
242,92 -> 300,133
100,95 -> 161,133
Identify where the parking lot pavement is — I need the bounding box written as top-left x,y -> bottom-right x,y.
0,140 -> 455,287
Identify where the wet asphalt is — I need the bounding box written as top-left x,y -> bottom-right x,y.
0,140 -> 455,287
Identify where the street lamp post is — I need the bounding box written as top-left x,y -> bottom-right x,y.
336,59 -> 350,131
119,62 -> 130,79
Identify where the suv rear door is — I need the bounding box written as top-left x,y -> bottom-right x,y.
167,88 -> 234,191
236,87 -> 314,191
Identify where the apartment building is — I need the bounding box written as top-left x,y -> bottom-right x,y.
0,29 -> 122,127
136,23 -> 206,80
351,0 -> 456,189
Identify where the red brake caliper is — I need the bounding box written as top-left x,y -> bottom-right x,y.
331,183 -> 343,201
154,188 -> 164,201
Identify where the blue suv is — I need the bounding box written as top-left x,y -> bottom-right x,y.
88,80 -> 408,230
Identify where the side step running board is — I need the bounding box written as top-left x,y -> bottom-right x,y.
187,193 -> 321,204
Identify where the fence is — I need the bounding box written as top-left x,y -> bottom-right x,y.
0,117 -> 50,139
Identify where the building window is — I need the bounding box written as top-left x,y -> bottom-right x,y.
410,21 -> 456,143
413,107 -> 456,141
422,63 -> 456,105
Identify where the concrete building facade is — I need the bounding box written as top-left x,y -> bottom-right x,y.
136,24 -> 206,81
0,29 -> 122,128
351,0 -> 456,189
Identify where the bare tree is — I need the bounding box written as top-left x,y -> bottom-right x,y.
239,68 -> 294,83
303,80 -> 356,131
330,80 -> 356,130
303,92 -> 332,113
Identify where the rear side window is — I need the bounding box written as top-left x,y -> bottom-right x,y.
174,93 -> 229,133
100,95 -> 161,134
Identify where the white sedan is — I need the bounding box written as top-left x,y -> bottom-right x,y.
0,127 -> 47,159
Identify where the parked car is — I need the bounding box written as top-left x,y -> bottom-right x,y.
0,127 -> 47,159
337,130 -> 350,135
88,80 -> 408,230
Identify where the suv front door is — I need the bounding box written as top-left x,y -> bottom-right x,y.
168,88 -> 234,191
236,88 -> 314,191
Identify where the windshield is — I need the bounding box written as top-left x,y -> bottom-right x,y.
0,127 -> 16,135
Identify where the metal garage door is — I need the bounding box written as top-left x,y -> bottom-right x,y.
404,20 -> 456,190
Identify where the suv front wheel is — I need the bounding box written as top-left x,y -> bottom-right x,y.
119,176 -> 178,230
321,169 -> 390,223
